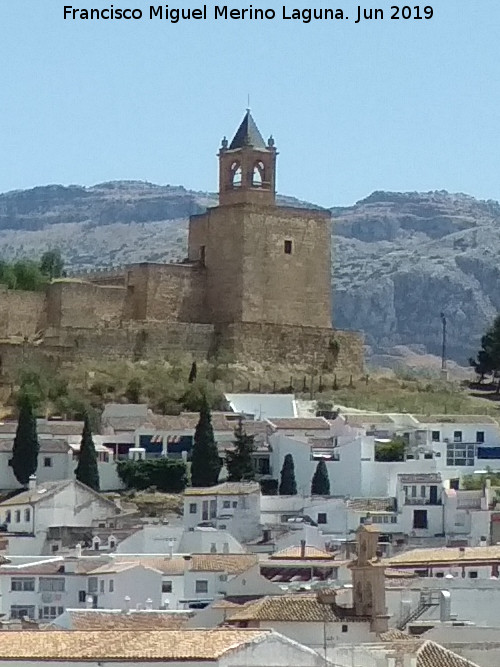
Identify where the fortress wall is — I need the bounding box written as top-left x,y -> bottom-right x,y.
216,322 -> 364,375
127,263 -> 207,323
0,287 -> 46,338
47,281 -> 126,329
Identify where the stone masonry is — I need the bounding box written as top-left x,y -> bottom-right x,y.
0,112 -> 363,378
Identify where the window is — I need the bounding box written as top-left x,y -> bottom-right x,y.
210,543 -> 217,553
390,516 -> 398,524
436,572 -> 444,578
232,501 -> 238,508
454,431 -> 463,443
39,578 -> 65,592
78,590 -> 87,603
341,624 -> 348,633
38,606 -> 64,620
189,503 -> 197,514
403,486 -> 408,497
202,500 -> 209,521
195,580 -> 208,594
5,510 -> 10,524
209,499 -> 217,519
469,571 -> 478,579
219,574 -> 228,582
162,581 -> 173,593
10,605 -> 35,620
24,509 -> 30,522
284,240 -> 293,254
100,580 -> 105,593
447,443 -> 475,467
11,577 -> 35,592
252,161 -> 264,186
476,431 -> 485,444
317,513 -> 327,524
14,510 -> 20,523
51,544 -> 59,553
413,509 -> 428,530
222,501 -> 231,509
88,577 -> 98,593
43,457 -> 52,468
420,486 -> 426,498
411,486 -> 417,498
431,431 -> 440,442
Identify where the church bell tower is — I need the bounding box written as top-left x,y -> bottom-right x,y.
218,110 -> 277,207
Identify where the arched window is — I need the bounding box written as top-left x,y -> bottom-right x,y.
252,161 -> 265,186
231,162 -> 242,187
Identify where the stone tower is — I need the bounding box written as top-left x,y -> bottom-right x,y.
350,523 -> 389,633
188,111 -> 333,329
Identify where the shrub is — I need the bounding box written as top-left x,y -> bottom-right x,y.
117,458 -> 188,493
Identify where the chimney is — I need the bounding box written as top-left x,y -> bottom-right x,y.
145,598 -> 153,611
123,596 -> 131,613
439,590 -> 451,622
300,539 -> 306,558
28,475 -> 36,491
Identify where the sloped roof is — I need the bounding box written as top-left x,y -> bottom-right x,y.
0,439 -> 70,453
412,415 -> 498,425
225,394 -> 296,420
267,418 -> 330,431
416,640 -> 481,667
0,629 -> 272,660
60,609 -> 194,631
0,480 -> 73,507
387,545 -> 500,566
190,554 -> 258,574
229,111 -> 267,150
270,545 -> 333,560
227,595 -> 366,623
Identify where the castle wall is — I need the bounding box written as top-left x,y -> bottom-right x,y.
125,263 -> 207,323
216,322 -> 364,374
0,287 -> 46,339
191,204 -> 332,329
46,281 -> 126,329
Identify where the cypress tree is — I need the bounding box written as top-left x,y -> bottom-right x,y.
12,393 -> 39,486
188,361 -> 198,384
75,413 -> 100,491
311,459 -> 330,495
226,418 -> 255,482
279,453 -> 297,495
190,394 -> 221,487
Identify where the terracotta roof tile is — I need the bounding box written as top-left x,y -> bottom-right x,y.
0,629 -> 271,660
347,497 -> 396,512
190,554 -> 258,574
270,546 -> 333,560
416,640 -> 481,667
412,415 -> 498,425
0,439 -> 70,453
227,595 -> 366,623
388,545 -> 500,566
266,418 -> 330,431
66,610 -> 194,631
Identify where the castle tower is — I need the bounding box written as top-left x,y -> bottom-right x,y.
187,111 -> 333,330
218,110 -> 277,207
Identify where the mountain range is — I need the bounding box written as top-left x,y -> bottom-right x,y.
1,181 -> 498,368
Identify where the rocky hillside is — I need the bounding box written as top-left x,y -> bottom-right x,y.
0,182 -> 499,365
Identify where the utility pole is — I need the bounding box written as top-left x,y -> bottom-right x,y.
440,312 -> 448,380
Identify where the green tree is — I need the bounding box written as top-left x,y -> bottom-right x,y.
75,414 -> 100,491
190,394 -> 221,487
311,459 -> 330,495
12,393 -> 39,486
188,361 -> 197,384
470,314 -> 500,389
117,458 -> 188,492
374,436 -> 406,462
279,454 -> 297,495
226,418 -> 255,482
40,249 -> 64,280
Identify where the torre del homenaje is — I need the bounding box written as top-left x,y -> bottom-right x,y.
0,112 -> 363,377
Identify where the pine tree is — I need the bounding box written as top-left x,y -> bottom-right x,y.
226,418 -> 255,482
75,413 -> 100,491
188,361 -> 198,384
279,454 -> 297,495
12,393 -> 39,486
311,459 -> 330,495
190,394 -> 221,487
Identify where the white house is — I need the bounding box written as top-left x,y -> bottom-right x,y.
183,483 -> 261,542
0,479 -> 122,555
0,628 -> 330,667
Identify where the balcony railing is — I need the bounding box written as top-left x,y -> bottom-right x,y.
404,498 -> 442,506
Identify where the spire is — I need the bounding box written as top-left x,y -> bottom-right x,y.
229,110 -> 267,150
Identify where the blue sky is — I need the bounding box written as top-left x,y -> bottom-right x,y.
0,1 -> 498,206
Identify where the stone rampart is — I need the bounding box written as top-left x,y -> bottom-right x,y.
0,286 -> 46,339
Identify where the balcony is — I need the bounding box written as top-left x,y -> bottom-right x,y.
404,498 -> 442,506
